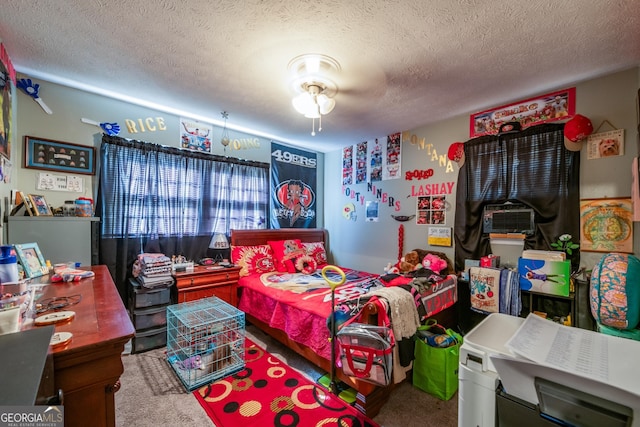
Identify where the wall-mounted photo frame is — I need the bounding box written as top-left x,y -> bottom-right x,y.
24,135 -> 96,175
579,198 -> 633,253
14,242 -> 47,278
28,194 -> 52,216
428,226 -> 453,247
586,128 -> 625,159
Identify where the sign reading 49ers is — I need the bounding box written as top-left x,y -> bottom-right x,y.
270,142 -> 317,228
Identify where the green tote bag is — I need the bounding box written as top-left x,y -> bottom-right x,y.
412,324 -> 462,400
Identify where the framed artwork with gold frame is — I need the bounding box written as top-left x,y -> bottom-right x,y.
28,194 -> 52,216
579,197 -> 633,253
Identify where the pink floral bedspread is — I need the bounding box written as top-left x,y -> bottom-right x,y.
238,267 -> 378,360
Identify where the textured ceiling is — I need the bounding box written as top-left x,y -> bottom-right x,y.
1,0 -> 640,153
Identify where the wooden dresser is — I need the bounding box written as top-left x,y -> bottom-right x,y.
173,265 -> 241,306
22,265 -> 134,427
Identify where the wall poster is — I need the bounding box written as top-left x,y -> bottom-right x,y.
365,201 -> 379,222
428,226 -> 452,247
383,132 -> 402,180
368,138 -> 383,182
341,132 -> 403,185
416,195 -> 446,225
342,145 -> 353,185
0,43 -> 16,161
270,142 -> 317,229
580,198 -> 633,253
470,87 -> 576,138
179,117 -> 212,152
355,140 -> 368,184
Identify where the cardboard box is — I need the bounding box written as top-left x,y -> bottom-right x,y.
518,258 -> 570,296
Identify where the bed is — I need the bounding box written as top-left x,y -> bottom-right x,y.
230,228 -> 457,417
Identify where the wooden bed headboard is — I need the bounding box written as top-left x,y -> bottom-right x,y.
230,228 -> 328,248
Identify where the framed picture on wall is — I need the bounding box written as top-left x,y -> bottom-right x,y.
24,136 -> 96,175
579,198 -> 633,253
14,242 -> 47,278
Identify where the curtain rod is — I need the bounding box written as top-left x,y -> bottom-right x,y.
101,134 -> 270,169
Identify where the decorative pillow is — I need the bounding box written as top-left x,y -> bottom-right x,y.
268,239 -> 305,273
302,241 -> 328,266
295,255 -> 318,274
230,245 -> 276,277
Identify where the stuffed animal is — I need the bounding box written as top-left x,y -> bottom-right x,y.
176,355 -> 204,370
384,262 -> 400,275
422,253 -> 448,274
399,250 -> 420,273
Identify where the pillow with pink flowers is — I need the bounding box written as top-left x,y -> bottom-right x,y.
302,241 -> 328,267
230,244 -> 276,277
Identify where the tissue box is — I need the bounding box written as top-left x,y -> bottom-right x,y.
518,258 -> 570,296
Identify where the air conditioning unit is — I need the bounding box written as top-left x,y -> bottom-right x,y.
482,203 -> 535,235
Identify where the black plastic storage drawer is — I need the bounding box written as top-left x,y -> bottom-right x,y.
132,326 -> 167,354
131,305 -> 167,330
129,278 -> 173,309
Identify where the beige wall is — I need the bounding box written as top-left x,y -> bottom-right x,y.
324,67 -> 640,274
9,77 -> 324,240
0,73 -> 17,245
6,62 -> 639,274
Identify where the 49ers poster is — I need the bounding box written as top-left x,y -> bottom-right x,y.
270,142 -> 317,228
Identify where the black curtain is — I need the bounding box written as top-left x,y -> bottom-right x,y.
454,123 -> 580,272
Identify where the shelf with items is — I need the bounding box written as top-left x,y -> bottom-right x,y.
520,289 -> 575,326
460,274 -> 596,330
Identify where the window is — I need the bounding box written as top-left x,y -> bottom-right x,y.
454,124 -> 580,271
98,135 -> 269,239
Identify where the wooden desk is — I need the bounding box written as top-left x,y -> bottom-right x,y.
23,265 -> 134,427
174,265 -> 241,306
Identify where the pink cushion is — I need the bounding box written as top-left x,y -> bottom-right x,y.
302,241 -> 328,266
268,239 -> 305,273
230,245 -> 275,277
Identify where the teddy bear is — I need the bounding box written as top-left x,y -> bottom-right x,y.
398,250 -> 420,273
422,253 -> 448,274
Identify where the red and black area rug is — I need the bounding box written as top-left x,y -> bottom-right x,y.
194,338 -> 379,427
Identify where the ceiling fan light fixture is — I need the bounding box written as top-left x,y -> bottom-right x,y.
288,54 -> 340,136
316,94 -> 335,115
292,91 -> 314,115
288,53 -> 340,79
304,105 -> 321,119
